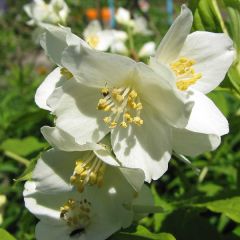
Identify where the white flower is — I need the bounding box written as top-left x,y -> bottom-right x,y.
115,7 -> 134,27
36,24 -> 193,182
83,20 -> 128,54
23,148 -> 153,240
139,41 -> 156,58
24,0 -> 69,26
115,8 -> 152,36
133,15 -> 153,36
150,5 -> 235,156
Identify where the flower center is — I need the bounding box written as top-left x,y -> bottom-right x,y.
60,67 -> 73,80
60,198 -> 91,230
70,152 -> 106,192
86,35 -> 100,48
170,57 -> 202,91
97,87 -> 143,128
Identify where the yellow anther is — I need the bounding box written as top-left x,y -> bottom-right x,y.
115,94 -> 124,102
97,99 -> 107,110
60,68 -> 73,80
101,87 -> 109,96
128,100 -> 137,109
120,121 -> 128,128
133,117 -> 143,126
103,116 -> 111,123
97,87 -> 143,128
129,90 -> 138,99
103,105 -> 111,112
136,103 -> 143,110
109,121 -> 117,128
112,88 -> 121,96
170,57 -> 202,91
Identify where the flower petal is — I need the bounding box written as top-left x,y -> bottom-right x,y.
31,149 -> 80,193
47,79 -> 109,145
61,45 -> 136,88
135,62 -> 193,128
111,107 -> 172,182
35,67 -> 66,111
173,128 -> 221,156
186,91 -> 229,136
40,24 -> 88,66
180,31 -> 235,93
155,5 -> 193,63
41,126 -> 102,151
139,41 -> 156,58
36,222 -> 69,240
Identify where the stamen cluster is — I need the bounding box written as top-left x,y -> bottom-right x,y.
170,57 -> 202,91
97,87 -> 143,128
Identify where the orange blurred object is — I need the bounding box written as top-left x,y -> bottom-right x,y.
101,7 -> 111,22
86,8 -> 98,20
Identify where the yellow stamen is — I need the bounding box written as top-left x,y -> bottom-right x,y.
97,86 -> 143,128
70,153 -> 106,193
170,57 -> 202,91
60,198 -> 91,228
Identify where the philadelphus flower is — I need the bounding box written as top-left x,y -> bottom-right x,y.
24,148 -> 153,240
24,0 -> 69,26
36,24 -> 193,182
83,20 -> 128,54
150,5 -> 235,156
139,41 -> 156,58
115,7 -> 153,36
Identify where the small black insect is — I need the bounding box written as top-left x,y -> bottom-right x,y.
69,228 -> 85,237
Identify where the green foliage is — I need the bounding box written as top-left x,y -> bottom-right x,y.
111,225 -> 175,240
0,229 -> 16,240
0,0 -> 240,240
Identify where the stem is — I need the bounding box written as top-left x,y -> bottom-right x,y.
4,151 -> 29,167
212,0 -> 228,35
127,25 -> 139,61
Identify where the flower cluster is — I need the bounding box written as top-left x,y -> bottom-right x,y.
23,2 -> 235,240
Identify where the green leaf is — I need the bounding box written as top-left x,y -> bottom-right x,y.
15,156 -> 39,182
111,225 -> 176,240
195,197 -> 240,223
0,229 -> 16,240
1,137 -> 47,157
188,0 -> 201,13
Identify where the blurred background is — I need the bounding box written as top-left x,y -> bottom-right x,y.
0,0 -> 240,239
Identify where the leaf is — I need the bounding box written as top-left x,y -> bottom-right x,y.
1,137 -> 47,157
0,229 -> 16,240
195,197 -> 240,223
15,156 -> 39,182
111,225 -> 176,240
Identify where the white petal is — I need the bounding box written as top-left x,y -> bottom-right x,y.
118,168 -> 145,193
31,149 -> 80,192
39,24 -> 88,66
139,41 -> 156,58
135,62 -> 193,128
186,91 -> 229,136
173,128 -> 221,156
111,107 -> 172,182
95,31 -> 114,51
35,67 -> 66,111
47,79 -> 109,144
41,126 -> 102,151
115,7 -> 133,26
36,222 -> 69,240
180,31 -> 235,93
155,5 -> 193,63
110,41 -> 129,55
24,181 -> 65,221
61,45 -> 136,88
83,20 -> 102,39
